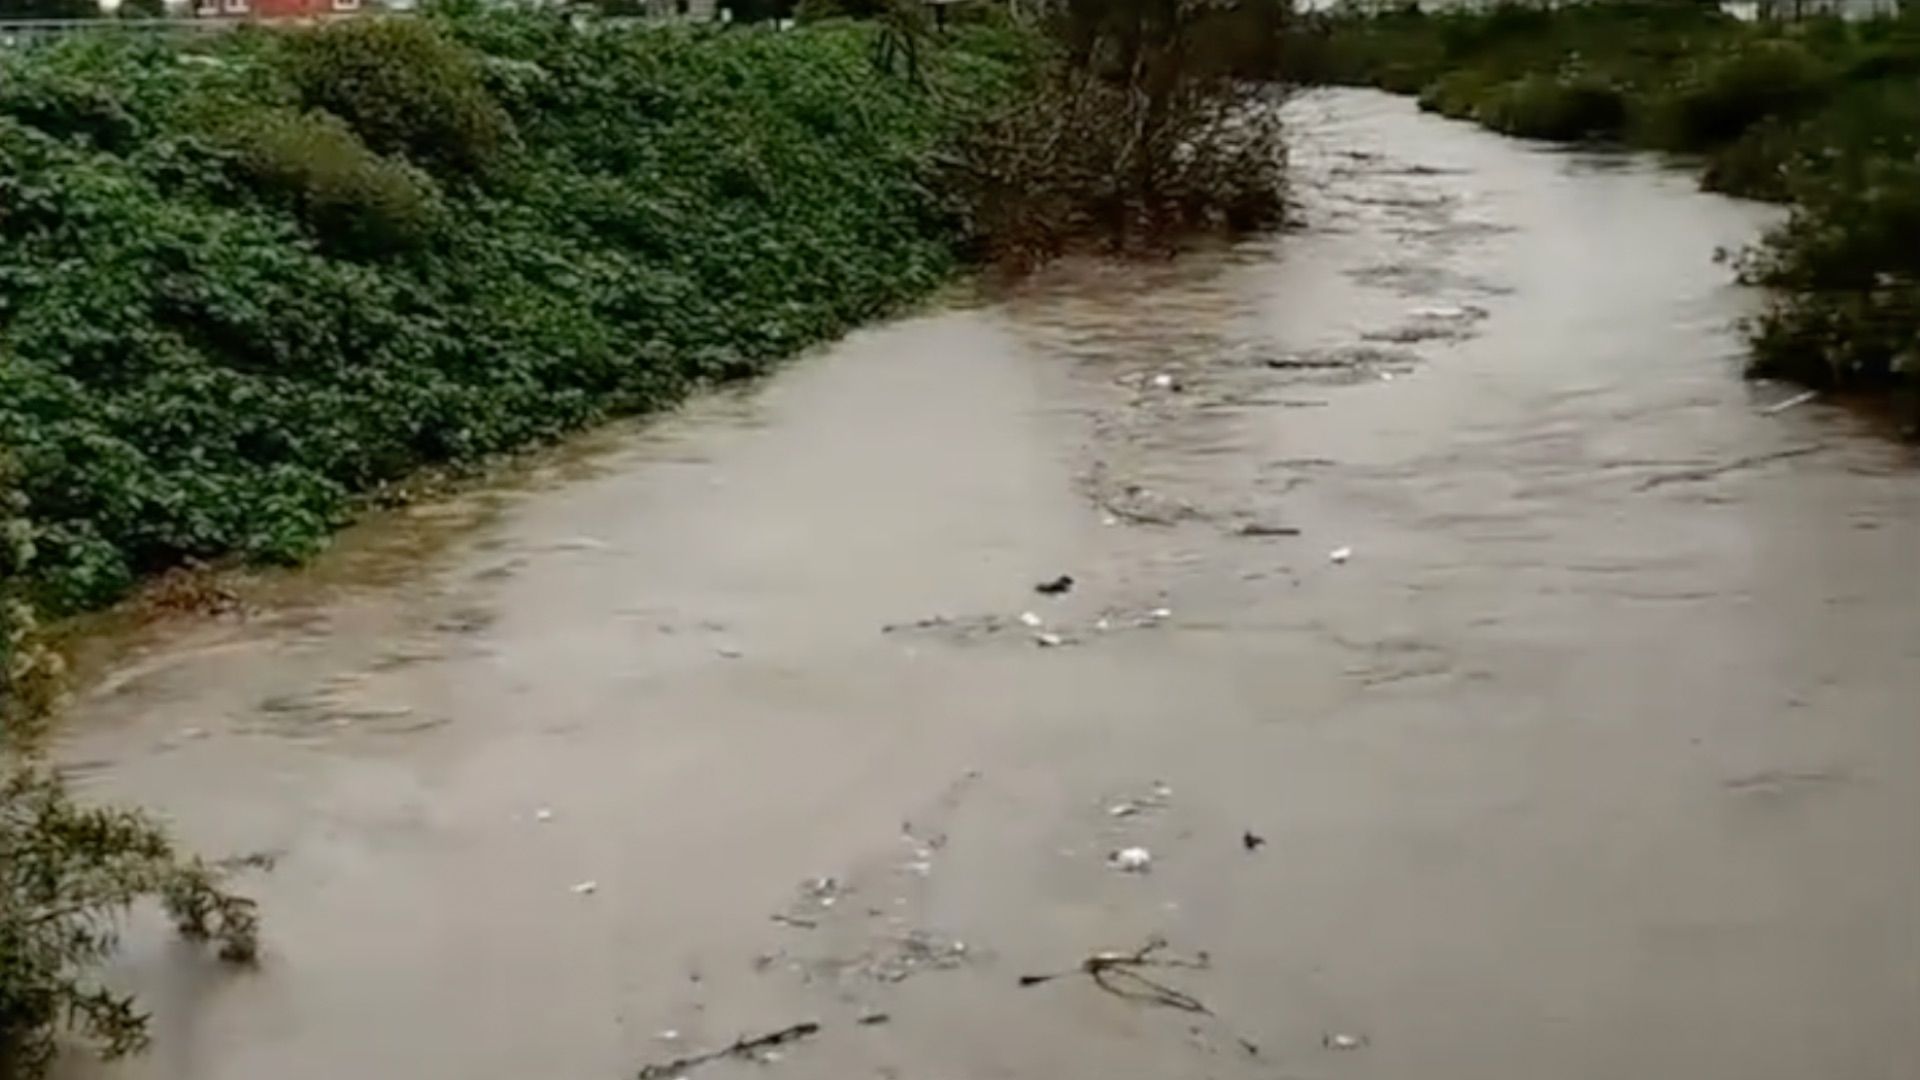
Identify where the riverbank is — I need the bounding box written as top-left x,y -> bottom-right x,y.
0,12 -> 1025,617
1293,4 -> 1920,422
51,90 -> 1920,1080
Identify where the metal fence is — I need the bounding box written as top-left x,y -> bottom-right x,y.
0,12 -> 391,48
0,5 -> 720,49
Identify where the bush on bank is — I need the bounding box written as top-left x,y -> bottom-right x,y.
0,12 -> 1024,613
1294,2 -> 1920,421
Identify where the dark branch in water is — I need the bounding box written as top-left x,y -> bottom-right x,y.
1018,937 -> 1212,1014
635,1021 -> 822,1080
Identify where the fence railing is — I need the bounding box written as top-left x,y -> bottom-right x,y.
0,12 -> 393,46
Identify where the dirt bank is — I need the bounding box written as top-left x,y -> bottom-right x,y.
56,90 -> 1920,1080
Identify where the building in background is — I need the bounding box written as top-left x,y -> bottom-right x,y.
188,0 -> 360,16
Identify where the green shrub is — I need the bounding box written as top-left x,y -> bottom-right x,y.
0,71 -> 138,152
3,460 -> 259,1080
1700,116 -> 1799,200
1660,40 -> 1830,148
795,0 -> 887,20
1740,154 -> 1920,395
1373,59 -> 1436,95
1418,70 -> 1482,118
222,109 -> 444,257
1,765 -> 261,1079
1478,73 -> 1627,141
282,17 -> 516,179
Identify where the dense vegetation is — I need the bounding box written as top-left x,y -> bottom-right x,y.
1294,2 -> 1920,421
0,12 -> 1024,614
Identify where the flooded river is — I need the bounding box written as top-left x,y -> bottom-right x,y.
58,90 -> 1920,1080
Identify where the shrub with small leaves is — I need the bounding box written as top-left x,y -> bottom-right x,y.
282,17 -> 516,180
221,108 -> 445,257
0,766 -> 260,1079
3,460 -> 258,1080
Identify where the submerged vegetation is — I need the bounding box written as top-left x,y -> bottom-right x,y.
0,763 -> 262,1078
4,463 -> 259,1079
1296,2 -> 1920,420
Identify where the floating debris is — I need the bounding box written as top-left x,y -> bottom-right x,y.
1763,389 -> 1819,415
1109,846 -> 1153,873
1329,546 -> 1353,564
1237,523 -> 1301,538
802,876 -> 842,906
571,880 -> 599,896
849,929 -> 974,984
1323,1032 -> 1368,1051
534,807 -> 554,823
1034,574 -> 1075,596
1018,611 -> 1044,629
1033,632 -> 1065,648
1242,830 -> 1266,852
635,1021 -> 822,1080
1018,937 -> 1211,1014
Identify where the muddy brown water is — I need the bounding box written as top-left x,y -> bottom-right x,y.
55,90 -> 1920,1080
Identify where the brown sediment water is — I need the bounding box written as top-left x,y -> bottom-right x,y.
56,90 -> 1919,1080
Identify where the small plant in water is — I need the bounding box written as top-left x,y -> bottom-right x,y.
0,767 -> 261,1078
3,464 -> 260,1079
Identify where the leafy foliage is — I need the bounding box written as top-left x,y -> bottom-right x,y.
1472,73 -> 1628,140
281,17 -> 517,180
218,107 -> 446,258
0,767 -> 261,1078
0,13 -> 1023,612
